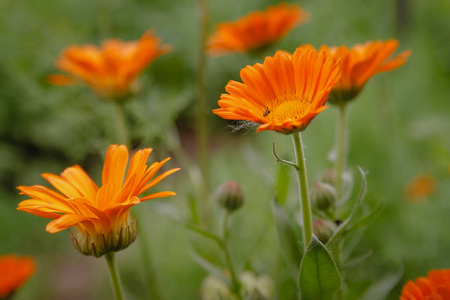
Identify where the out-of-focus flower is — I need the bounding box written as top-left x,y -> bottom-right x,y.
400,269 -> 450,300
319,39 -> 411,104
213,46 -> 340,134
405,174 -> 436,203
201,272 -> 274,300
207,3 -> 308,56
48,31 -> 172,101
17,144 -> 179,257
0,254 -> 35,299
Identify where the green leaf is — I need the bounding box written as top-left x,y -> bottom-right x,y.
275,163 -> 291,206
185,224 -> 222,245
348,202 -> 384,232
360,262 -> 403,300
299,235 -> 341,300
272,198 -> 303,276
327,166 -> 367,248
190,250 -> 229,283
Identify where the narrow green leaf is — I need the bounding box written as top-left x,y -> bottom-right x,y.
299,235 -> 341,300
327,166 -> 367,247
190,250 -> 229,283
360,263 -> 403,300
185,224 -> 222,245
275,163 -> 291,206
348,202 -> 384,231
272,198 -> 303,276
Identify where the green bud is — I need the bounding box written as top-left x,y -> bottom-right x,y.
310,182 -> 337,211
313,219 -> 337,244
216,181 -> 245,212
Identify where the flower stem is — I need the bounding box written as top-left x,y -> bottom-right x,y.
197,0 -> 212,226
222,212 -> 242,300
114,101 -> 130,147
335,104 -> 348,201
292,132 -> 313,246
105,253 -> 124,300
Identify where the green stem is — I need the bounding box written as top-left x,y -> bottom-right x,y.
105,253 -> 124,300
335,104 -> 348,202
222,212 -> 242,300
197,0 -> 211,226
292,132 -> 313,246
114,101 -> 130,146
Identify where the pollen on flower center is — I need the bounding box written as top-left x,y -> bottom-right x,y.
265,97 -> 311,122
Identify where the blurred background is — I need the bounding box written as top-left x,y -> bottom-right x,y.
1,0 -> 450,299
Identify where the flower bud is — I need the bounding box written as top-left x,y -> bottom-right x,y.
310,182 -> 337,211
216,181 -> 245,212
70,214 -> 138,258
318,169 -> 353,202
313,219 -> 337,244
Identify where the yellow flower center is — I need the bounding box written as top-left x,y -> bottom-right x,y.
265,97 -> 311,122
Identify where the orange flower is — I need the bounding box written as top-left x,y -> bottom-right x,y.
17,144 -> 179,257
213,46 -> 340,134
0,255 -> 35,299
319,39 -> 411,104
207,3 -> 308,56
47,31 -> 172,101
405,174 -> 436,203
400,269 -> 450,300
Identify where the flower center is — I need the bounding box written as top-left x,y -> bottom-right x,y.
265,97 -> 311,122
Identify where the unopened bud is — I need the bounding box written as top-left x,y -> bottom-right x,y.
310,182 -> 337,211
216,181 -> 245,212
313,219 -> 337,244
318,169 -> 353,202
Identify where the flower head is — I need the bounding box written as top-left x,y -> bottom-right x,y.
17,144 -> 179,257
400,269 -> 450,300
213,45 -> 341,134
405,174 -> 436,203
207,3 -> 308,56
48,31 -> 172,101
0,254 -> 35,299
319,39 -> 411,104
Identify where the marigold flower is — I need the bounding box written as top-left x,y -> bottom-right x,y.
405,174 -> 436,203
213,46 -> 341,134
0,254 -> 35,299
17,144 -> 179,257
47,31 -> 172,101
207,3 -> 308,56
400,269 -> 450,300
319,39 -> 411,104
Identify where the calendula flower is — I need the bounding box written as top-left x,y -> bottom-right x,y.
319,39 -> 411,104
47,31 -> 172,101
207,2 -> 308,56
400,269 -> 450,300
17,144 -> 179,257
213,45 -> 341,134
0,254 -> 35,299
405,174 -> 436,203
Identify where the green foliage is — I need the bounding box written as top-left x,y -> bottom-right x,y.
299,235 -> 341,300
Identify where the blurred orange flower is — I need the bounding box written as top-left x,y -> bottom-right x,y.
400,269 -> 450,300
405,174 -> 436,203
319,39 -> 411,104
17,144 -> 179,257
207,3 -> 308,56
48,31 -> 172,101
0,254 -> 35,299
213,46 -> 340,134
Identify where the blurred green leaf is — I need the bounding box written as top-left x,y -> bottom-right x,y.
190,250 -> 228,283
185,224 -> 222,245
327,166 -> 367,248
360,262 -> 403,300
299,235 -> 341,300
275,163 -> 291,206
272,198 -> 303,277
